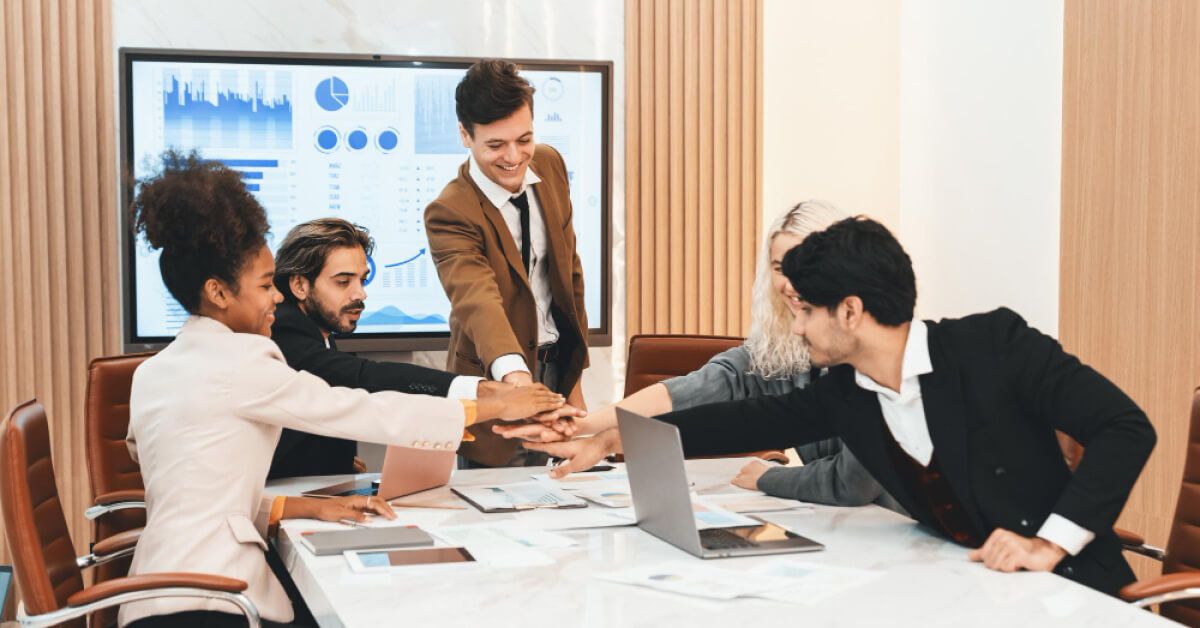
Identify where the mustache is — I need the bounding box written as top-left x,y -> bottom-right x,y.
342,300 -> 366,313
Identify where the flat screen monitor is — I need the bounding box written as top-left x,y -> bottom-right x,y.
120,49 -> 611,351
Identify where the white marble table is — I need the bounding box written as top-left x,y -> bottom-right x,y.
268,458 -> 1177,628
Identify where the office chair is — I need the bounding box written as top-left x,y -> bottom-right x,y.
625,334 -> 789,464
1,399 -> 259,628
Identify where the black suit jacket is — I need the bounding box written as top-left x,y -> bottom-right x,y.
657,308 -> 1155,595
266,300 -> 459,479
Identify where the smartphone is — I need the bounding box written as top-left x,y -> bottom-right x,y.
346,547 -> 475,573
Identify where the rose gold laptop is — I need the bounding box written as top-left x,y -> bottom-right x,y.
302,446 -> 455,500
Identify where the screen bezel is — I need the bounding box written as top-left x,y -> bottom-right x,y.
119,48 -> 613,352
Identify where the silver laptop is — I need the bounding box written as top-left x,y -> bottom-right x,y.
302,446 -> 455,501
617,408 -> 824,558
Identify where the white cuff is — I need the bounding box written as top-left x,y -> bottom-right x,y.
490,354 -> 531,381
447,376 -> 484,400
1036,513 -> 1095,556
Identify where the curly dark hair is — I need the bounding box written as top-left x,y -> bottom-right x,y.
782,216 -> 917,326
455,59 -> 535,137
273,218 -> 375,302
131,149 -> 270,313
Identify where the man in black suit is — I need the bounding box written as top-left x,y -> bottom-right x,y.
529,217 -> 1155,596
268,218 -> 579,479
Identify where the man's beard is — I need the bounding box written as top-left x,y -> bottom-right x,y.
303,292 -> 365,335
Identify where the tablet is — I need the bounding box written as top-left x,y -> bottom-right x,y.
345,547 -> 476,573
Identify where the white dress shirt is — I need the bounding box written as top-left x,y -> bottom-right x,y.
853,320 -> 1095,556
468,156 -> 559,381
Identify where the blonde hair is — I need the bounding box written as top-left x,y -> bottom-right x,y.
745,200 -> 849,379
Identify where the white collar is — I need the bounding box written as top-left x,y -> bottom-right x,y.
468,155 -> 542,210
854,320 -> 932,399
180,315 -> 234,335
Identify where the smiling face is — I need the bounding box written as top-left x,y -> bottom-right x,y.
217,245 -> 283,336
291,245 -> 370,335
769,232 -> 807,314
460,102 -> 535,194
790,299 -> 857,368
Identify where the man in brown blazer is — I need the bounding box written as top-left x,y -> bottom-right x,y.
425,60 -> 589,467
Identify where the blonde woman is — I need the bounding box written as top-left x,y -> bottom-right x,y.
501,201 -> 900,511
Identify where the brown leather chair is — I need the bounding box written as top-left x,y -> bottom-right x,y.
83,352 -> 153,625
625,334 -> 789,464
1117,387 -> 1200,624
0,399 -> 259,627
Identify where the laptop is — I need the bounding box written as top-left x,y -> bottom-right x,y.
302,446 -> 455,501
617,408 -> 824,558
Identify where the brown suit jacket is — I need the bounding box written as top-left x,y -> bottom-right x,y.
425,144 -> 589,465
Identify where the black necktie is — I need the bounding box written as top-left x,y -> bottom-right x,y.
511,191 -> 531,272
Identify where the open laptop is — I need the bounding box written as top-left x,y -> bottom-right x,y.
617,408 -> 824,558
302,446 -> 454,501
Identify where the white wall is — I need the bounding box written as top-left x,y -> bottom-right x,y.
762,0 -> 1064,336
761,0 -> 900,232
898,0 -> 1063,334
113,0 -> 627,407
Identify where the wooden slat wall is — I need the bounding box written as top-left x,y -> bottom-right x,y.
626,0 -> 762,338
1061,0 -> 1200,581
0,0 -> 119,585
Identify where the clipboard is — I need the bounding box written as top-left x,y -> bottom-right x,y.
451,482 -> 588,513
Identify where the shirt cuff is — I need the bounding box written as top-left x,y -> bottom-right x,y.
460,399 -> 478,442
268,496 -> 287,539
490,353 -> 531,381
1036,513 -> 1095,556
448,375 -> 484,400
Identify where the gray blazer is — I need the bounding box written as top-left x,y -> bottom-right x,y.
662,346 -> 904,513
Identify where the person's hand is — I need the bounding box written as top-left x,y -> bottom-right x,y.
731,459 -> 773,490
523,429 -> 622,479
352,456 -> 368,473
286,495 -> 396,523
967,529 -> 1067,573
476,381 -> 565,421
492,416 -> 579,442
501,371 -> 535,386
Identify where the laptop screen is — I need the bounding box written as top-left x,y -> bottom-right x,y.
0,565 -> 12,617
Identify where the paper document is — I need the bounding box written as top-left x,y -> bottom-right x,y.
747,560 -> 884,605
690,496 -> 762,529
452,481 -> 587,512
595,561 -> 797,601
701,492 -> 813,514
433,526 -> 555,568
511,505 -> 637,531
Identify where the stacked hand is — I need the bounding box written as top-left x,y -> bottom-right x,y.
523,428 -> 621,479
476,380 -> 587,422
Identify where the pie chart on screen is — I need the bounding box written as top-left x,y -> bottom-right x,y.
315,76 -> 349,111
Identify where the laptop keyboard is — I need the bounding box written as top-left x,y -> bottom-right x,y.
700,528 -> 757,550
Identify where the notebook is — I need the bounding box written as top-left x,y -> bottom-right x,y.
297,526 -> 435,556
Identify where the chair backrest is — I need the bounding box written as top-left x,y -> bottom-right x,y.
85,353 -> 151,529
624,334 -> 744,397
1161,386 -> 1200,625
0,400 -> 85,624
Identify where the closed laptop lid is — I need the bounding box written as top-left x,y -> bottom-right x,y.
617,408 -> 705,555
377,446 -> 455,500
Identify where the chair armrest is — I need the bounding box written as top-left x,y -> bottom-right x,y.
85,490 -> 146,521
67,573 -> 247,607
19,574 -> 259,628
92,527 -> 141,556
1120,572 -> 1200,607
95,489 -> 145,505
1115,526 -> 1165,560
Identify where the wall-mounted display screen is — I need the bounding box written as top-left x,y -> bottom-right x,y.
121,49 -> 611,350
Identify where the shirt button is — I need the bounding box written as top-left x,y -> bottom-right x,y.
420,441 -> 430,448
410,441 -> 420,447
1064,566 -> 1074,576
1020,519 -> 1030,528
443,442 -> 454,449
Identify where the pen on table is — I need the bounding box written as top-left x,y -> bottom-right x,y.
388,500 -> 466,510
337,518 -> 371,529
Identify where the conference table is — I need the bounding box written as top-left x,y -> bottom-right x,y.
268,458 -> 1176,627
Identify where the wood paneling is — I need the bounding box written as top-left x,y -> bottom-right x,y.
1061,0 -> 1200,582
0,0 -> 119,598
626,0 -> 762,338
